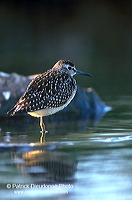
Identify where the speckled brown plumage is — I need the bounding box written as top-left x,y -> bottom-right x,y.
9,69 -> 76,115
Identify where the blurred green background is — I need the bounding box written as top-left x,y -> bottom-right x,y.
0,0 -> 131,97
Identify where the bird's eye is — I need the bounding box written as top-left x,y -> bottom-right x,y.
68,66 -> 72,70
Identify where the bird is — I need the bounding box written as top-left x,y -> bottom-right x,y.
7,60 -> 92,141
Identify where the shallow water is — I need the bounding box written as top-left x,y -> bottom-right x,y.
0,95 -> 132,200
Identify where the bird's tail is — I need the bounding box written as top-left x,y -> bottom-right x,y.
7,104 -> 23,116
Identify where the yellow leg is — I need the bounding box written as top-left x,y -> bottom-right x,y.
40,116 -> 45,132
40,116 -> 45,143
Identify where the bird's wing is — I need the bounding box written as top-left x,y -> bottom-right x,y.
8,71 -> 76,115
7,72 -> 51,115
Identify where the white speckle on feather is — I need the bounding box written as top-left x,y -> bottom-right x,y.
2,91 -> 11,100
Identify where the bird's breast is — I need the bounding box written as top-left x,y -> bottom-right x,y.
28,86 -> 77,117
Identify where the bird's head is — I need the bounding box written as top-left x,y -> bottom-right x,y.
52,60 -> 92,77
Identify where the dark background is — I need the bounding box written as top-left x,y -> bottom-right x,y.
0,0 -> 131,97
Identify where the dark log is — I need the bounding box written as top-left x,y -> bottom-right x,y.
0,72 -> 111,120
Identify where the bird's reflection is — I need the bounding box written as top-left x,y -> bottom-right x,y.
40,131 -> 45,143
15,149 -> 77,183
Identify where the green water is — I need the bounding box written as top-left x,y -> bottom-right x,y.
0,1 -> 131,199
0,95 -> 132,200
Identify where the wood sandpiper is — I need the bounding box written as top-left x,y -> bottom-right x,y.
7,60 -> 92,141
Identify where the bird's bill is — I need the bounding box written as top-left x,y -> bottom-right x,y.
76,70 -> 92,77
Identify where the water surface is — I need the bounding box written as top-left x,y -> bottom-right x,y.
0,95 -> 132,200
